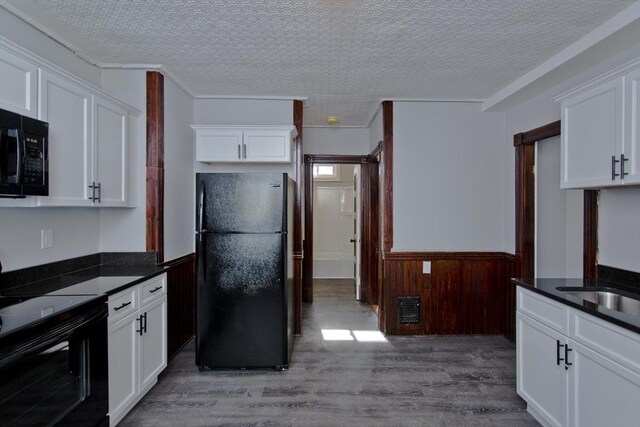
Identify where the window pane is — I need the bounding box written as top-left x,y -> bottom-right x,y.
313,164 -> 338,179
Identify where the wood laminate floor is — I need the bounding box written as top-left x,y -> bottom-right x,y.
121,279 -> 538,426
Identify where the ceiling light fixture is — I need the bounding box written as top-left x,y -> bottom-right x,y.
326,116 -> 339,125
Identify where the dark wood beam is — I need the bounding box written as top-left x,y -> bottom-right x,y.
293,100 -> 303,334
146,71 -> 164,262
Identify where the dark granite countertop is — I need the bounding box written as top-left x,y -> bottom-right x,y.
0,252 -> 168,297
512,277 -> 640,333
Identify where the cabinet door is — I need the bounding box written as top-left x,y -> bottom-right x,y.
623,67 -> 640,184
561,77 -> 623,188
567,339 -> 640,427
139,296 -> 167,392
195,129 -> 243,162
93,95 -> 128,206
517,312 -> 567,427
0,48 -> 38,118
38,71 -> 93,206
243,129 -> 291,163
108,312 -> 139,424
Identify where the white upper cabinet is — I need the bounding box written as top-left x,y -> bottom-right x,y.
623,66 -> 640,185
556,59 -> 640,189
0,39 -> 137,208
93,95 -> 128,207
0,47 -> 38,118
193,125 -> 296,163
38,70 -> 93,206
243,129 -> 292,162
194,128 -> 244,162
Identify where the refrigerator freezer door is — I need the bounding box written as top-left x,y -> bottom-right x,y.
196,232 -> 287,368
196,173 -> 286,233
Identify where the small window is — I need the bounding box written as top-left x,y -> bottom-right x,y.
313,164 -> 340,180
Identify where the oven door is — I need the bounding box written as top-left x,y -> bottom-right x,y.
0,304 -> 108,427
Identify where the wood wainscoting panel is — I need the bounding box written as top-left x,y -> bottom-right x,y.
383,259 -> 432,335
162,253 -> 196,361
430,260 -> 460,335
382,252 -> 515,337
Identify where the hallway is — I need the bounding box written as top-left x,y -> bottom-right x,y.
121,280 -> 537,426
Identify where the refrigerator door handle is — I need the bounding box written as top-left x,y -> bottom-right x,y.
197,180 -> 206,233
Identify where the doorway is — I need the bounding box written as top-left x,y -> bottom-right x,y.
311,163 -> 360,295
303,154 -> 379,309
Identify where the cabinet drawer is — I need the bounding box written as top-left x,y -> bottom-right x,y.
108,287 -> 138,324
569,309 -> 640,373
140,275 -> 166,307
517,287 -> 568,334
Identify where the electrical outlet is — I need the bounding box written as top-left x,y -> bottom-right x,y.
41,229 -> 53,249
422,261 -> 431,274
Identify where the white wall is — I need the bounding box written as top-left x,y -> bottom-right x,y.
303,127 -> 369,155
0,208 -> 100,271
393,102 -> 506,251
599,188 -> 640,272
368,106 -> 383,152
193,98 -> 296,177
193,98 -> 292,125
502,29 -> 640,273
164,76 -> 195,260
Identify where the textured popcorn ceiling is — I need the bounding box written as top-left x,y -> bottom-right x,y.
1,0 -> 635,126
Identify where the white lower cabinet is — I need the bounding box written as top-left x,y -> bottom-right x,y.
517,312 -> 567,427
108,274 -> 167,426
139,296 -> 167,391
516,287 -> 640,427
568,339 -> 640,427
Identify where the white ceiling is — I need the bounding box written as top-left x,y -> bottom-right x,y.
1,0 -> 636,126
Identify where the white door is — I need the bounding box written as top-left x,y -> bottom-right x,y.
38,70 -> 93,206
517,312 -> 567,427
139,296 -> 167,392
567,339 -> 640,427
108,312 -> 139,423
93,95 -> 128,206
354,166 -> 362,300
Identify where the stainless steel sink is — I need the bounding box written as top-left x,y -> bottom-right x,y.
556,287 -> 640,316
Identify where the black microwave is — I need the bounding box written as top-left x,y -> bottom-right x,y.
0,108 -> 48,198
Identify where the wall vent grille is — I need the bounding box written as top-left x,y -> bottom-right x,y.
397,296 -> 420,324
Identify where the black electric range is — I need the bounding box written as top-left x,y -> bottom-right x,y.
0,293 -> 106,339
0,292 -> 109,426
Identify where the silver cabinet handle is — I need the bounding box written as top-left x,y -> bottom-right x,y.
95,182 -> 101,203
237,144 -> 241,159
242,144 -> 247,159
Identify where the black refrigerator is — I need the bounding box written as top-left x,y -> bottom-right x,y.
195,173 -> 294,370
